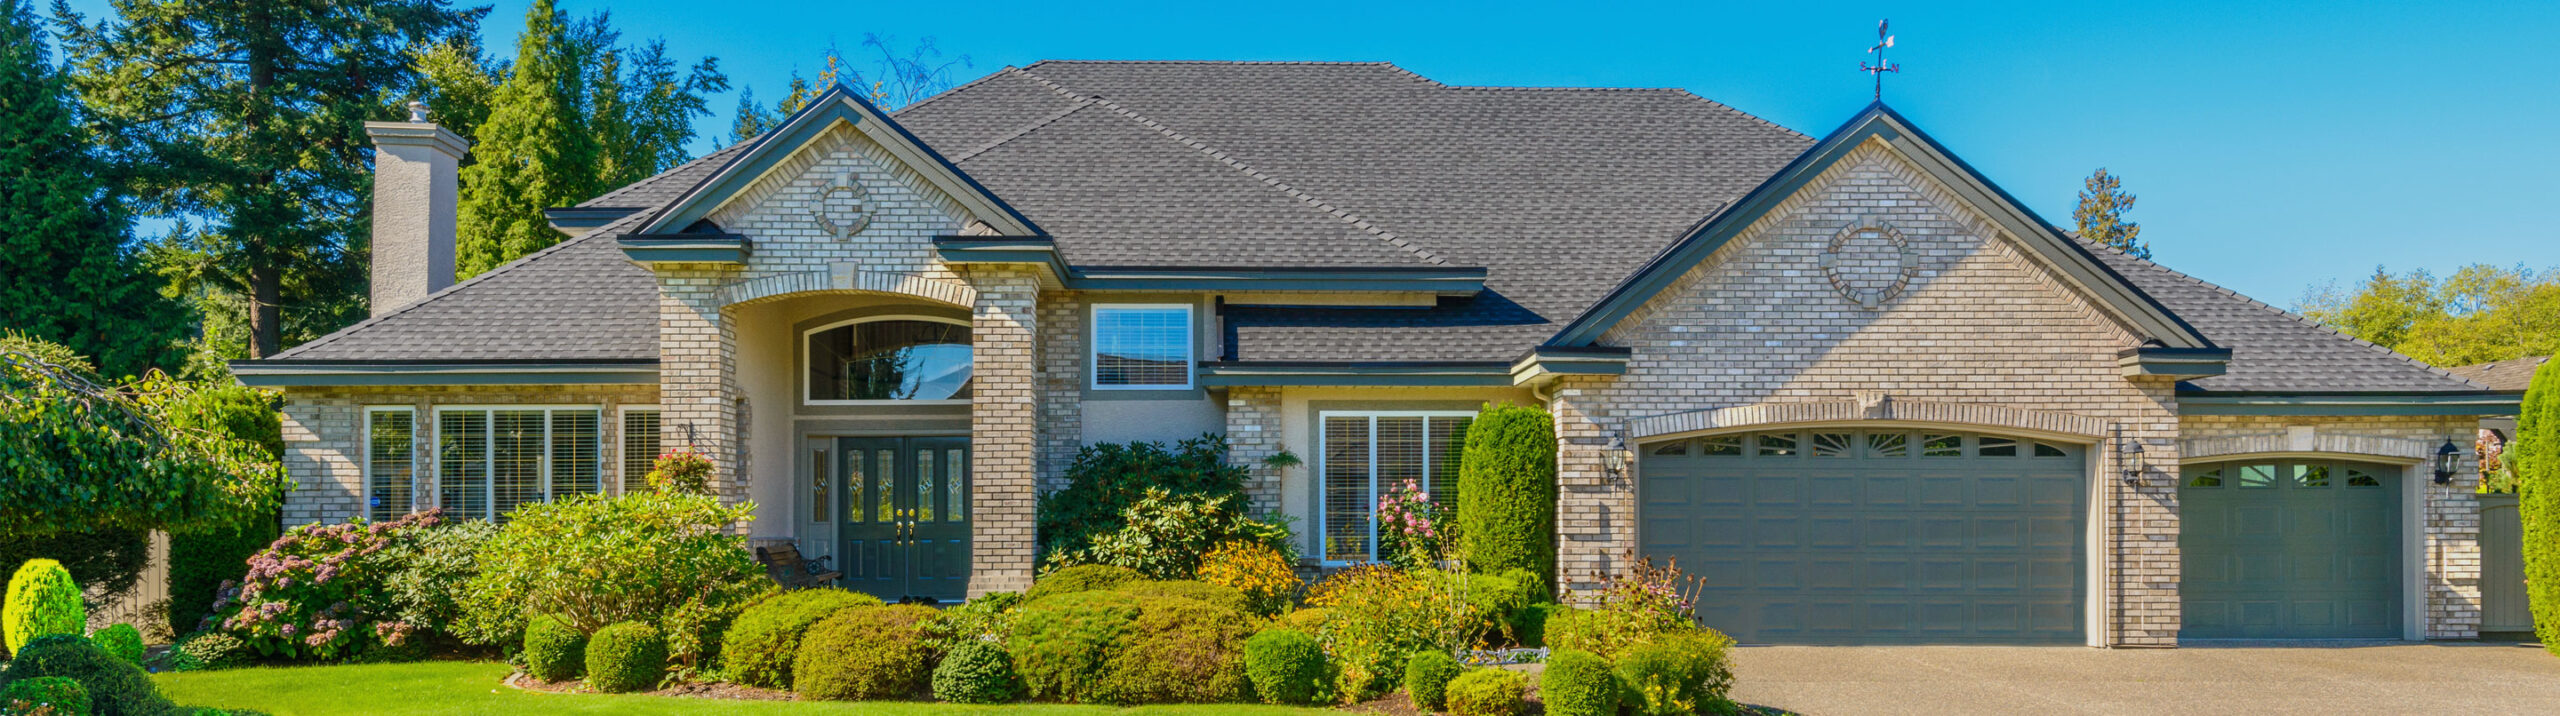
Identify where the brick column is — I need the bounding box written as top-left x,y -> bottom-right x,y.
1550,377 -> 1629,599
2110,380 -> 2185,647
1226,386 -> 1285,516
968,268 -> 1040,595
654,265 -> 745,503
2427,432 -> 2483,639
1036,291 -> 1086,491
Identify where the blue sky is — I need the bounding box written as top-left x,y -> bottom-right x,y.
63,0 -> 2559,306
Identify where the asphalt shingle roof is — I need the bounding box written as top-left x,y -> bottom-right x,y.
2445,356 -> 2546,392
268,60 -> 2486,395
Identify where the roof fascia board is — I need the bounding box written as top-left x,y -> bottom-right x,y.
935,238 -> 1488,294
1510,347 -> 1632,385
620,235 -> 751,264
1548,103 -> 2213,350
638,86 -> 1043,238
544,206 -> 642,232
230,361 -> 660,388
2178,392 -> 2520,416
1196,362 -> 1512,387
2118,347 -> 2233,379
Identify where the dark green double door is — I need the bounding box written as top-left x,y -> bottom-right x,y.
837,437 -> 971,603
2180,460 -> 2400,639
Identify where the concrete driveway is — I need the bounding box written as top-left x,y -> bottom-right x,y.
1729,643 -> 2560,715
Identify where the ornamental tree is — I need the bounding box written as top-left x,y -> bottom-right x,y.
2514,357 -> 2560,657
0,335 -> 288,535
1456,403 -> 1558,580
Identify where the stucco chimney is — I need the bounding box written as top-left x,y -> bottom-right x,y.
363,101 -> 469,317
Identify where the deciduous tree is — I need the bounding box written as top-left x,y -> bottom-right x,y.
2299,264 -> 2560,366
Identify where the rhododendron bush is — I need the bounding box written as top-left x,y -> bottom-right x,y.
208,510 -> 445,660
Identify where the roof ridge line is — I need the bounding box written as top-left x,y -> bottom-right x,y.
2078,237 -> 2491,390
274,225 -> 623,359
1007,66 -> 1450,267
948,91 -> 1096,163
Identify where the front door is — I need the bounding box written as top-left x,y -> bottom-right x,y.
837,437 -> 971,603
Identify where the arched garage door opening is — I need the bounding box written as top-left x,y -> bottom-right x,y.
1639,428 -> 2088,645
2179,459 -> 2402,640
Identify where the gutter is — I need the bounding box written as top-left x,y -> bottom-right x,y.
229,360 -> 659,388
2176,391 -> 2520,417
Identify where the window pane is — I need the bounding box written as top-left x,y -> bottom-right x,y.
1922,434 -> 1962,457
1324,417 -> 1372,562
1866,433 -> 1907,458
2186,468 -> 2223,488
368,410 -> 414,521
1377,417 -> 1426,503
2295,464 -> 2330,488
1094,306 -> 1191,386
946,448 -> 966,521
1757,433 -> 1798,457
2346,468 -> 2382,487
916,449 -> 937,522
2033,442 -> 2068,458
492,410 -> 546,519
550,410 -> 601,498
808,320 -> 973,401
846,449 -> 867,523
621,411 -> 660,494
439,411 -> 488,519
876,450 -> 896,523
1428,417 -> 1469,513
811,449 -> 830,523
2237,464 -> 2276,488
1702,436 -> 1743,456
1811,433 -> 1853,458
1651,441 -> 1689,456
1978,436 -> 2018,457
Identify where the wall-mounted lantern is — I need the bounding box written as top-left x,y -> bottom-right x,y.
2434,439 -> 2462,485
2119,436 -> 2146,486
1605,434 -> 1629,476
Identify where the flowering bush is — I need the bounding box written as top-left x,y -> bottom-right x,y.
1548,555 -> 1709,659
206,510 -> 445,661
646,447 -> 715,495
1303,565 -> 1478,702
1376,480 -> 1450,569
457,491 -> 765,645
1195,540 -> 1300,616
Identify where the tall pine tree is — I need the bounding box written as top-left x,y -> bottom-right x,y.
2073,167 -> 2149,260
53,0 -> 483,358
0,0 -> 182,377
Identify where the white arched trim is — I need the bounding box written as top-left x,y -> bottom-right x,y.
2178,433 -> 2438,464
719,265 -> 976,308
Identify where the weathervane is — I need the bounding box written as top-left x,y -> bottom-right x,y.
1861,19 -> 1900,100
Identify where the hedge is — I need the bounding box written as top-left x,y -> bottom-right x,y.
2520,358 -> 2560,657
1456,403 -> 1556,578
794,604 -> 942,700
1024,564 -> 1142,603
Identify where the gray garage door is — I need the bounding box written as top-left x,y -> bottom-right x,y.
1640,429 -> 2087,645
2180,460 -> 2400,639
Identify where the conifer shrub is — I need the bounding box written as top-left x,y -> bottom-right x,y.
1400,650 -> 1464,711
1442,668 -> 1527,716
0,634 -> 177,716
1024,564 -> 1142,603
520,615 -> 587,682
2519,359 -> 2560,657
89,623 -> 143,665
1539,649 -> 1621,716
1455,403 -> 1557,579
1,676 -> 89,716
5,558 -> 84,657
793,604 -> 941,701
583,621 -> 668,694
1243,628 -> 1328,705
931,641 -> 1022,704
719,588 -> 881,689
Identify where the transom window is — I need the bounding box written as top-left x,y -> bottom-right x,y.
436,407 -> 603,521
1091,304 -> 1193,389
805,318 -> 973,402
1320,411 -> 1474,563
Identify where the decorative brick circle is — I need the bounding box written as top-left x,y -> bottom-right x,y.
811,175 -> 870,239
1819,219 -> 1920,309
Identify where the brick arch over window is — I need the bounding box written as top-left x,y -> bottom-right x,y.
1626,398 -> 2110,442
718,266 -> 976,308
2180,433 -> 2438,463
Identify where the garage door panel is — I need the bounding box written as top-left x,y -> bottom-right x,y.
2181,459 -> 2400,639
1809,516 -> 1860,548
1806,557 -> 1859,590
1918,477 -> 1965,507
1699,477 -> 1747,507
1975,517 -> 2023,548
1809,476 -> 1858,507
1862,517 -> 1913,548
1864,476 -> 1912,506
1754,476 -> 1804,507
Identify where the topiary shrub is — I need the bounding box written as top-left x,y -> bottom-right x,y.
1455,403 -> 1556,578
1111,579 -> 1251,615
88,623 -> 143,665
0,634 -> 176,716
584,621 -> 668,694
3,676 -> 90,716
793,604 -> 941,700
1024,564 -> 1142,603
2518,358 -> 2560,657
521,615 -> 587,682
1539,649 -> 1620,716
719,588 -> 881,689
1613,631 -> 1737,716
1243,628 -> 1328,706
7,559 -> 86,658
931,641 -> 1022,704
1443,668 -> 1527,716
1401,650 -> 1464,711
168,631 -> 249,672
1093,594 -> 1253,705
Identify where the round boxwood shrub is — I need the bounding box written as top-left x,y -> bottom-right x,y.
1112,579 -> 1251,615
1243,628 -> 1328,705
90,623 -> 145,665
2,676 -> 90,716
931,640 -> 1022,704
1,634 -> 176,716
720,588 -> 881,689
1010,590 -> 1143,703
1613,631 -> 1737,716
521,614 -> 587,682
1024,564 -> 1142,602
1443,668 -> 1527,716
1401,649 -> 1464,710
1454,403 -> 1556,578
1093,593 -> 1253,705
6,558 -> 86,657
794,604 -> 941,700
584,621 -> 668,694
1540,649 -> 1619,716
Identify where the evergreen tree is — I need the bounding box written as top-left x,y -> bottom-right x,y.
0,0 -> 183,377
2074,167 -> 2149,260
2514,358 -> 2560,657
412,39 -> 503,161
730,86 -> 780,145
53,0 -> 483,358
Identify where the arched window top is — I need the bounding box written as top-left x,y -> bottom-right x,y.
805,317 -> 972,402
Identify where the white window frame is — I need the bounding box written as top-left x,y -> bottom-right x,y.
800,315 -> 974,406
361,405 -> 418,521
1315,410 -> 1477,564
1089,303 -> 1196,390
616,405 -> 662,496
430,405 -> 604,520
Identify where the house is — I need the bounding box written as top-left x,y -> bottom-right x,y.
233,61 -> 2517,647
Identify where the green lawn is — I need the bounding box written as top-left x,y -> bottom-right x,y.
153,661 -> 1332,716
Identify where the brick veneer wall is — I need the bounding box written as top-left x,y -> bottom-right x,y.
1550,139 -> 2185,645
967,267 -> 1042,595
707,123 -> 969,283
1225,386 -> 1285,516
278,384 -> 659,526
1036,290 -> 1088,490
2179,415 -> 2482,639
654,264 -> 746,503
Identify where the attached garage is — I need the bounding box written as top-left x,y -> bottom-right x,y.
2179,459 -> 2402,639
1640,429 -> 2088,645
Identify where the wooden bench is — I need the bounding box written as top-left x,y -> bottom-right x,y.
755,544 -> 842,589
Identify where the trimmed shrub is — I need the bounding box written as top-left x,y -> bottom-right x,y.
0,528 -> 150,610
662,586 -> 769,676
1540,649 -> 1620,716
1112,579 -> 1251,615
1443,668 -> 1527,716
1010,590 -> 1143,703
932,641 -> 1022,704
1455,403 -> 1556,577
1244,628 -> 1328,706
584,621 -> 668,694
0,634 -> 176,716
521,615 -> 587,682
6,558 -> 85,657
1400,650 -> 1464,711
459,493 -> 766,646
1465,570 -> 1539,644
1024,564 -> 1142,603
719,588 -> 880,688
1196,540 -> 1300,616
794,604 -> 941,700
1514,603 -> 1560,647
166,515 -> 279,636
922,591 -> 1021,653
1614,631 -> 1738,716
2519,358 -> 2560,657
1094,594 -> 1253,704
168,631 -> 249,671
2,676 -> 90,715
89,623 -> 144,665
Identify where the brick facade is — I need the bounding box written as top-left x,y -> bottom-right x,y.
1224,386 -> 1286,516
1036,290 -> 1088,490
277,384 -> 659,527
966,267 -> 1043,595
